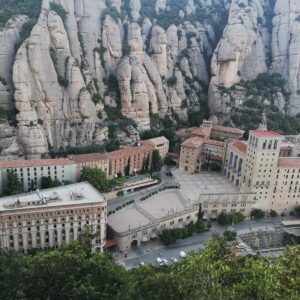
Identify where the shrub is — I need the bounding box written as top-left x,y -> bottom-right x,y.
167,76 -> 177,87
223,230 -> 237,241
251,209 -> 265,219
270,210 -> 278,218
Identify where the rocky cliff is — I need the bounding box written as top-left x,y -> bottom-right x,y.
0,0 -> 299,158
208,0 -> 300,120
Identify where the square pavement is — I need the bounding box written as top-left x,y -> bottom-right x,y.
173,169 -> 238,202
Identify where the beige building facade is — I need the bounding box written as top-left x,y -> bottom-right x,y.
200,192 -> 255,220
142,136 -> 169,159
224,128 -> 300,214
0,182 -> 107,253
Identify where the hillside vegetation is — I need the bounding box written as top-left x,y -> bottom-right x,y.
0,232 -> 299,300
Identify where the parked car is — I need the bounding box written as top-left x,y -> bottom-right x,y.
162,258 -> 168,265
171,257 -> 178,263
156,257 -> 164,266
139,261 -> 145,266
236,243 -> 246,249
179,251 -> 187,258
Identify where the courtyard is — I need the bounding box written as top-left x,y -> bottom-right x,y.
173,170 -> 239,202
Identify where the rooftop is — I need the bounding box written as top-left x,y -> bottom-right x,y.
146,136 -> 169,146
203,139 -> 224,147
251,130 -> 282,137
277,157 -> 300,168
188,127 -> 211,139
212,124 -> 244,135
108,190 -> 190,233
0,158 -> 74,169
231,140 -> 248,154
107,145 -> 153,160
0,182 -> 105,212
181,137 -> 203,148
69,153 -> 109,164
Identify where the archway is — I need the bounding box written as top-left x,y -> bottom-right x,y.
131,240 -> 138,248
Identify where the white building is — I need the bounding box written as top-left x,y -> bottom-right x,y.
0,182 -> 107,253
0,159 -> 77,194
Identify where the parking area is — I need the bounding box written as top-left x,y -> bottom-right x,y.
173,170 -> 238,202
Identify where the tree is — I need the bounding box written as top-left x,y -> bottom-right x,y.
223,230 -> 237,241
164,155 -> 176,166
5,170 -> 22,195
197,204 -> 204,220
81,166 -> 111,192
151,149 -> 162,172
270,210 -> 278,218
251,209 -> 265,219
41,176 -> 62,189
124,158 -> 131,176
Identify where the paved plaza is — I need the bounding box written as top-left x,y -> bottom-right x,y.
173,170 -> 239,202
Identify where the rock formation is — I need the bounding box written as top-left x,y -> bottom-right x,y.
0,0 -> 299,158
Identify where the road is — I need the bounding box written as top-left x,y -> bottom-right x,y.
122,219 -> 283,268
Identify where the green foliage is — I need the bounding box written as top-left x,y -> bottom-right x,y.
15,19 -> 37,52
0,76 -> 7,85
58,75 -> 69,87
217,212 -> 245,225
164,155 -> 176,166
166,76 -> 177,87
4,169 -> 23,195
50,2 -> 68,22
187,108 -> 208,127
104,75 -> 121,107
151,149 -> 162,172
0,0 -> 42,28
41,176 -> 62,189
223,230 -> 237,241
102,0 -> 122,23
124,158 -> 131,176
81,166 -> 111,193
0,235 -> 300,299
251,209 -> 266,219
270,209 -> 278,218
104,105 -> 125,121
160,220 -> 207,245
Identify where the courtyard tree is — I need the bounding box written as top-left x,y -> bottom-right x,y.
5,169 -> 22,195
270,209 -> 278,218
81,166 -> 111,192
124,158 -> 131,176
151,149 -> 162,172
251,209 -> 265,219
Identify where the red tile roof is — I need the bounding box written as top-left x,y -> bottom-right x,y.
203,139 -> 224,147
212,124 -> 244,135
69,153 -> 109,164
231,140 -> 247,154
188,127 -> 211,139
107,145 -> 153,160
0,158 -> 74,169
181,137 -> 204,148
277,158 -> 300,168
252,130 -> 282,137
